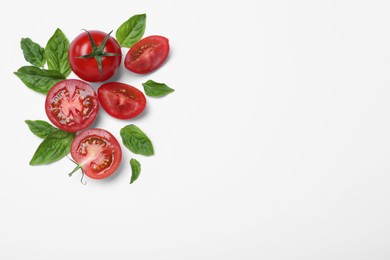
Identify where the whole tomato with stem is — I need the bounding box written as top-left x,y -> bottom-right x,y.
68,30 -> 122,82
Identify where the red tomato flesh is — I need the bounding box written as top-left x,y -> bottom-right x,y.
70,128 -> 122,179
124,35 -> 169,74
98,82 -> 146,120
45,79 -> 99,132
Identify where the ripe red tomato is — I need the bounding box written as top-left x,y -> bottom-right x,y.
45,79 -> 99,132
68,30 -> 122,82
124,35 -> 170,74
98,82 -> 146,119
70,128 -> 122,179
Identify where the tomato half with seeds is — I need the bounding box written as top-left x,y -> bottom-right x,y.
70,128 -> 122,179
124,35 -> 170,74
45,79 -> 99,132
68,30 -> 122,82
98,82 -> 146,119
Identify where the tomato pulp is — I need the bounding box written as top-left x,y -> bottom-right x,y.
98,82 -> 146,119
70,128 -> 122,179
45,79 -> 99,132
124,35 -> 169,74
68,30 -> 122,82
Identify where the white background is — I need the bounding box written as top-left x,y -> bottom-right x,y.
1,0 -> 390,259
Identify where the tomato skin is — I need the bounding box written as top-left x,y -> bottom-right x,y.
98,82 -> 146,120
68,30 -> 122,82
45,79 -> 99,132
70,128 -> 122,179
124,35 -> 170,74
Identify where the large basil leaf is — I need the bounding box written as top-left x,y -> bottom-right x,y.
116,14 -> 146,48
14,66 -> 65,94
120,124 -> 154,156
45,28 -> 71,77
20,38 -> 46,67
30,131 -> 75,166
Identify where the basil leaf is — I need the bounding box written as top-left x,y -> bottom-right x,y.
20,38 -> 46,67
45,28 -> 71,77
30,131 -> 75,166
130,158 -> 141,184
25,120 -> 59,139
142,80 -> 174,97
14,66 -> 65,94
120,124 -> 154,156
116,14 -> 146,48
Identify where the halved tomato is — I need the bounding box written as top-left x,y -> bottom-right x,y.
98,82 -> 146,119
45,79 -> 99,132
70,128 -> 122,179
124,35 -> 170,74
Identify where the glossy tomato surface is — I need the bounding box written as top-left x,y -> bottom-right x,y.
45,79 -> 99,132
68,30 -> 122,82
124,35 -> 169,74
70,128 -> 122,179
98,82 -> 146,119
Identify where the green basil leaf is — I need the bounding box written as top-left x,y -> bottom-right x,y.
120,124 -> 154,156
30,131 -> 75,166
116,14 -> 146,48
45,28 -> 71,77
130,158 -> 141,184
14,66 -> 65,94
20,38 -> 46,67
142,80 -> 174,97
25,120 -> 59,139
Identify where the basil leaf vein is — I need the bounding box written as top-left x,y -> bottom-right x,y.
14,66 -> 65,94
120,124 -> 154,156
20,38 -> 46,67
116,14 -> 146,48
45,28 -> 71,77
25,120 -> 59,139
142,80 -> 174,97
30,131 -> 75,166
130,158 -> 141,184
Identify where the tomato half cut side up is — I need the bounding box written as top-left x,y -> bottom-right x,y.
124,35 -> 170,74
70,128 -> 122,179
98,82 -> 146,120
45,79 -> 99,132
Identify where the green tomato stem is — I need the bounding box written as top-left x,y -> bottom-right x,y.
68,164 -> 82,177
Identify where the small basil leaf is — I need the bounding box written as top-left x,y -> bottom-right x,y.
142,80 -> 174,97
120,124 -> 154,156
130,158 -> 141,184
25,120 -> 59,139
30,131 -> 75,166
116,14 -> 146,48
45,28 -> 71,77
20,38 -> 46,67
14,66 -> 65,94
